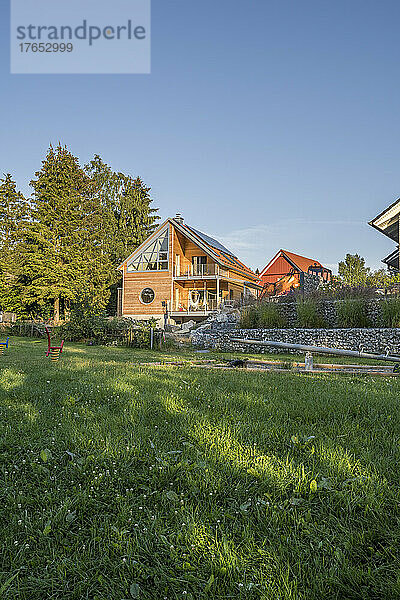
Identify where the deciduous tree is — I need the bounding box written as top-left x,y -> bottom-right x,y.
338,253 -> 370,286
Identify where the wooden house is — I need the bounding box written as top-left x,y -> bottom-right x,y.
117,214 -> 262,324
259,249 -> 331,296
369,199 -> 400,271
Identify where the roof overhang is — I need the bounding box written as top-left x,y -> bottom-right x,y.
243,280 -> 263,290
382,248 -> 399,270
369,199 -> 400,242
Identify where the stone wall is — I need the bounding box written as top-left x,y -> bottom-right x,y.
191,326 -> 400,355
302,274 -> 320,294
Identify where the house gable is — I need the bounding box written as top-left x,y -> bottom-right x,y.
260,249 -> 324,278
259,250 -> 295,278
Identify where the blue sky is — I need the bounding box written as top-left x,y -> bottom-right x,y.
2,0 -> 400,272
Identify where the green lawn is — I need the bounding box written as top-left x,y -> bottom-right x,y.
1,337 -> 399,599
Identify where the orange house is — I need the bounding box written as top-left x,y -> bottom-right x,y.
259,249 -> 331,296
117,214 -> 262,324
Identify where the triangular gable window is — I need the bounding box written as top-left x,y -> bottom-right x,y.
127,228 -> 169,272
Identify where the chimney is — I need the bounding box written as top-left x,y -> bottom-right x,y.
175,213 -> 184,224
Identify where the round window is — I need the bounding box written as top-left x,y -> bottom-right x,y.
140,287 -> 155,304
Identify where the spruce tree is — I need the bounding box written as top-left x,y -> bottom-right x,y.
87,156 -> 159,271
0,174 -> 29,314
22,145 -> 113,321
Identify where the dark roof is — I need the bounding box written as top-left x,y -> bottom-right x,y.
118,216 -> 261,284
174,220 -> 259,282
186,225 -> 237,257
383,248 -> 399,269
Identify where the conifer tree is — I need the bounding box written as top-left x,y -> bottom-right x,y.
87,156 -> 159,272
22,145 -> 113,321
0,174 -> 29,313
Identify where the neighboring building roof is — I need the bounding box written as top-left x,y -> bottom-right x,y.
260,249 -> 327,277
383,248 -> 399,269
369,198 -> 400,242
281,250 -> 325,272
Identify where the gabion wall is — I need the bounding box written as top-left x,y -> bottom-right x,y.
191,327 -> 400,355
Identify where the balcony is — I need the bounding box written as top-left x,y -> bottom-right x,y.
174,264 -> 228,279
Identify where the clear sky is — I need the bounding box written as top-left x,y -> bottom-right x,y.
1,0 -> 400,272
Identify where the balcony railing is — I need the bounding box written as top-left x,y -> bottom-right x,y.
172,299 -> 219,314
171,299 -> 237,315
174,264 -> 229,278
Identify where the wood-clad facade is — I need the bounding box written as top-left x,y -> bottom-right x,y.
118,216 -> 262,324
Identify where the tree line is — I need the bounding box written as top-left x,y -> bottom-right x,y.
0,145 -> 158,321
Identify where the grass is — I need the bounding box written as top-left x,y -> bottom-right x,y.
238,303 -> 286,329
296,300 -> 326,329
336,299 -> 370,329
381,298 -> 400,328
0,337 -> 400,599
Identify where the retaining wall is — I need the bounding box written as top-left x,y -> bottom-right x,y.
191,327 -> 400,354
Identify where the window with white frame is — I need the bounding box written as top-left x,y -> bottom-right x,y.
127,228 -> 169,272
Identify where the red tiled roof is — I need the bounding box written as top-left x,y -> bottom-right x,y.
260,249 -> 328,278
281,250 -> 324,272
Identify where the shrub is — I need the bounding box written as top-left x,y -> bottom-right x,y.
336,298 -> 370,328
56,302 -> 152,344
57,303 -> 108,342
381,298 -> 400,327
296,300 -> 326,328
124,320 -> 159,349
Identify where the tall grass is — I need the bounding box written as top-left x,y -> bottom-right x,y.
296,299 -> 326,328
257,302 -> 286,328
381,298 -> 400,327
239,302 -> 286,329
238,306 -> 259,329
336,298 -> 370,328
